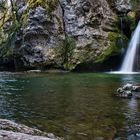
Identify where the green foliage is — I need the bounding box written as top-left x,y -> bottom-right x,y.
0,0 -> 25,59
78,43 -> 97,63
96,32 -> 128,63
0,20 -> 21,58
56,37 -> 76,70
28,0 -> 58,12
0,0 -> 7,12
0,29 -> 7,44
124,15 -> 136,31
113,15 -> 136,38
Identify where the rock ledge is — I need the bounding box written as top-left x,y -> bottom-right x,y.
0,119 -> 62,140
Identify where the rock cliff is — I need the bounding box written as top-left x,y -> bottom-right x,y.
0,0 -> 134,71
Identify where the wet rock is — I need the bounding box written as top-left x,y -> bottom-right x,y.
0,119 -> 44,135
0,119 -> 61,140
122,83 -> 133,91
115,90 -> 132,98
133,86 -> 140,92
0,0 -> 131,70
47,133 -> 56,139
115,84 -> 140,99
0,130 -> 58,140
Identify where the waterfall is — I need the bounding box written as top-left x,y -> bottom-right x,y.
120,21 -> 140,73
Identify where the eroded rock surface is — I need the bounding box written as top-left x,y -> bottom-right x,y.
60,0 -> 114,47
20,4 -> 65,67
0,119 -> 61,140
0,0 -> 133,71
115,0 -> 131,14
115,84 -> 140,98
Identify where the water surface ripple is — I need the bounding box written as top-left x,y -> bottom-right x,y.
0,73 -> 139,139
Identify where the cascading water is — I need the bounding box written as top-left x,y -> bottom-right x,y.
120,21 -> 140,73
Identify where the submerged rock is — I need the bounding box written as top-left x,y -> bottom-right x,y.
0,119 -> 62,140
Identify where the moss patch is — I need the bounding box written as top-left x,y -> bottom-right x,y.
28,0 -> 58,12
95,32 -> 128,63
54,37 -> 76,70
78,43 -> 97,63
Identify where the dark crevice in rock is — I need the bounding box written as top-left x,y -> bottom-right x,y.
73,55 -> 123,72
58,0 -> 66,38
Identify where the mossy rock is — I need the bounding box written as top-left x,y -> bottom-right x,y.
28,0 -> 58,12
77,43 -> 97,63
95,32 -> 128,63
54,37 -> 76,70
123,15 -> 136,33
134,5 -> 140,23
106,0 -> 115,9
113,15 -> 136,38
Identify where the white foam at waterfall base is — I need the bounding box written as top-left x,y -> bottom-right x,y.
119,21 -> 140,73
108,71 -> 140,74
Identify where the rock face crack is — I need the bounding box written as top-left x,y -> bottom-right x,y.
0,0 -> 132,70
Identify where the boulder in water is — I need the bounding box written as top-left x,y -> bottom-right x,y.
115,89 -> 132,98
115,84 -> 140,99
0,119 -> 61,140
132,86 -> 140,92
115,83 -> 133,98
122,83 -> 133,91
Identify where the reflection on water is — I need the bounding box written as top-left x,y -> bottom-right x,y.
128,98 -> 138,112
121,75 -> 134,84
0,73 -> 140,139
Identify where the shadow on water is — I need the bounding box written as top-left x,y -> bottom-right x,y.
0,72 -> 140,139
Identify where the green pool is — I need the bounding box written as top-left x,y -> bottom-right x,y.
0,72 -> 140,139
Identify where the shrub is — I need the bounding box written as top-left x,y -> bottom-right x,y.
56,37 -> 76,70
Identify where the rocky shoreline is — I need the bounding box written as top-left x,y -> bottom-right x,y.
115,83 -> 140,98
0,119 -> 62,140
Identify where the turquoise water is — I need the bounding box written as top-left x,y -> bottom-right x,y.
0,72 -> 140,139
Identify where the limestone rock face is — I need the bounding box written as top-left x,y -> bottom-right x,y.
60,0 -> 114,45
0,0 -> 133,71
59,0 -> 118,67
20,4 -> 64,67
